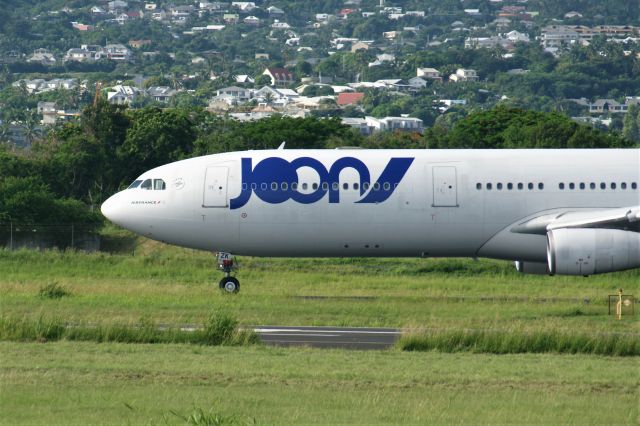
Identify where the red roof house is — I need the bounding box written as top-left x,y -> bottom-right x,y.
337,92 -> 365,106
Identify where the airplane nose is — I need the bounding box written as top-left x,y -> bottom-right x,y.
101,193 -> 125,225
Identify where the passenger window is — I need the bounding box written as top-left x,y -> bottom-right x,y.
312,183 -> 318,190
251,183 -> 257,190
476,183 -> 482,190
538,183 -> 544,190
487,183 -> 492,190
497,183 -> 503,190
140,179 -> 152,190
332,182 -> 339,190
373,182 -> 380,190
291,182 -> 298,190
242,183 -> 248,190
559,183 -> 565,190
383,182 -> 391,191
590,182 -> 596,189
632,182 -> 638,189
153,179 -> 166,190
281,182 -> 288,190
343,183 -> 349,190
128,180 -> 142,189
322,182 -> 329,190
363,182 -> 370,190
528,183 -> 533,190
569,183 -> 575,190
579,183 -> 585,190
354,183 -> 359,190
271,182 -> 278,190
517,183 -> 523,190
611,182 -> 616,189
600,182 -> 606,189
621,182 -> 627,189
261,183 -> 267,190
507,183 -> 513,190
302,183 -> 308,190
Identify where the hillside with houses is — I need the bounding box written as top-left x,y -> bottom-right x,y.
0,0 -> 639,146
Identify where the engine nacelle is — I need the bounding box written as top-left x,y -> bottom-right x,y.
514,261 -> 550,275
547,228 -> 640,276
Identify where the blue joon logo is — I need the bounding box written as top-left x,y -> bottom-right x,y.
230,156 -> 414,209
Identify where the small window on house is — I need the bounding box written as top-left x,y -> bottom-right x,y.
528,183 -> 534,190
487,183 -> 493,190
476,183 -> 482,190
128,180 -> 142,189
517,183 -> 523,190
140,179 -> 152,190
559,183 -> 565,190
507,183 -> 513,190
497,183 -> 503,190
579,183 -> 585,190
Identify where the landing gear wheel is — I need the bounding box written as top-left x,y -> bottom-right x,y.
219,276 -> 240,294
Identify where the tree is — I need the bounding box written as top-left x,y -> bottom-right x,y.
622,104 -> 640,143
117,108 -> 197,180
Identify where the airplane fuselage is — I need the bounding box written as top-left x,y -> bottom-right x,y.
102,149 -> 639,265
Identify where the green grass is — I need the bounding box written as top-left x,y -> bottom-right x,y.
398,329 -> 640,356
1,231 -> 639,424
1,240 -> 638,335
1,341 -> 638,425
0,311 -> 257,346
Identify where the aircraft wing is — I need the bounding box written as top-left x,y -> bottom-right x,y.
511,206 -> 640,235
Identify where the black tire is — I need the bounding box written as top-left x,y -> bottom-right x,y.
219,277 -> 240,294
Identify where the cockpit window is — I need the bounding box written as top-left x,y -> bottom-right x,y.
154,179 -> 166,190
128,180 -> 142,189
140,179 -> 152,190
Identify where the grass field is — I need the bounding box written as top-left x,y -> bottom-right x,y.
1,342 -> 638,425
1,230 -> 639,424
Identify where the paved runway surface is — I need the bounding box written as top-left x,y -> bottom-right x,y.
253,326 -> 401,350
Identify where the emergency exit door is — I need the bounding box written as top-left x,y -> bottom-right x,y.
432,166 -> 458,207
203,166 -> 228,207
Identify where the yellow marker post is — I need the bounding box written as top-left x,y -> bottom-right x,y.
616,288 -> 623,320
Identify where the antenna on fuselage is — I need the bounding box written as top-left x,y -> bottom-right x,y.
277,141 -> 286,150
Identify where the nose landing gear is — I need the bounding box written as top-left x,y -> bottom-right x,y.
217,252 -> 240,293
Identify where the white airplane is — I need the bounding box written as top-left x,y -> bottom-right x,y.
101,148 -> 640,293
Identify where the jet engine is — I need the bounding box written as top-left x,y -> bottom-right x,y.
547,228 -> 640,276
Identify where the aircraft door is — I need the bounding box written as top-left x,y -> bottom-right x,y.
203,166 -> 229,207
432,166 -> 458,207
